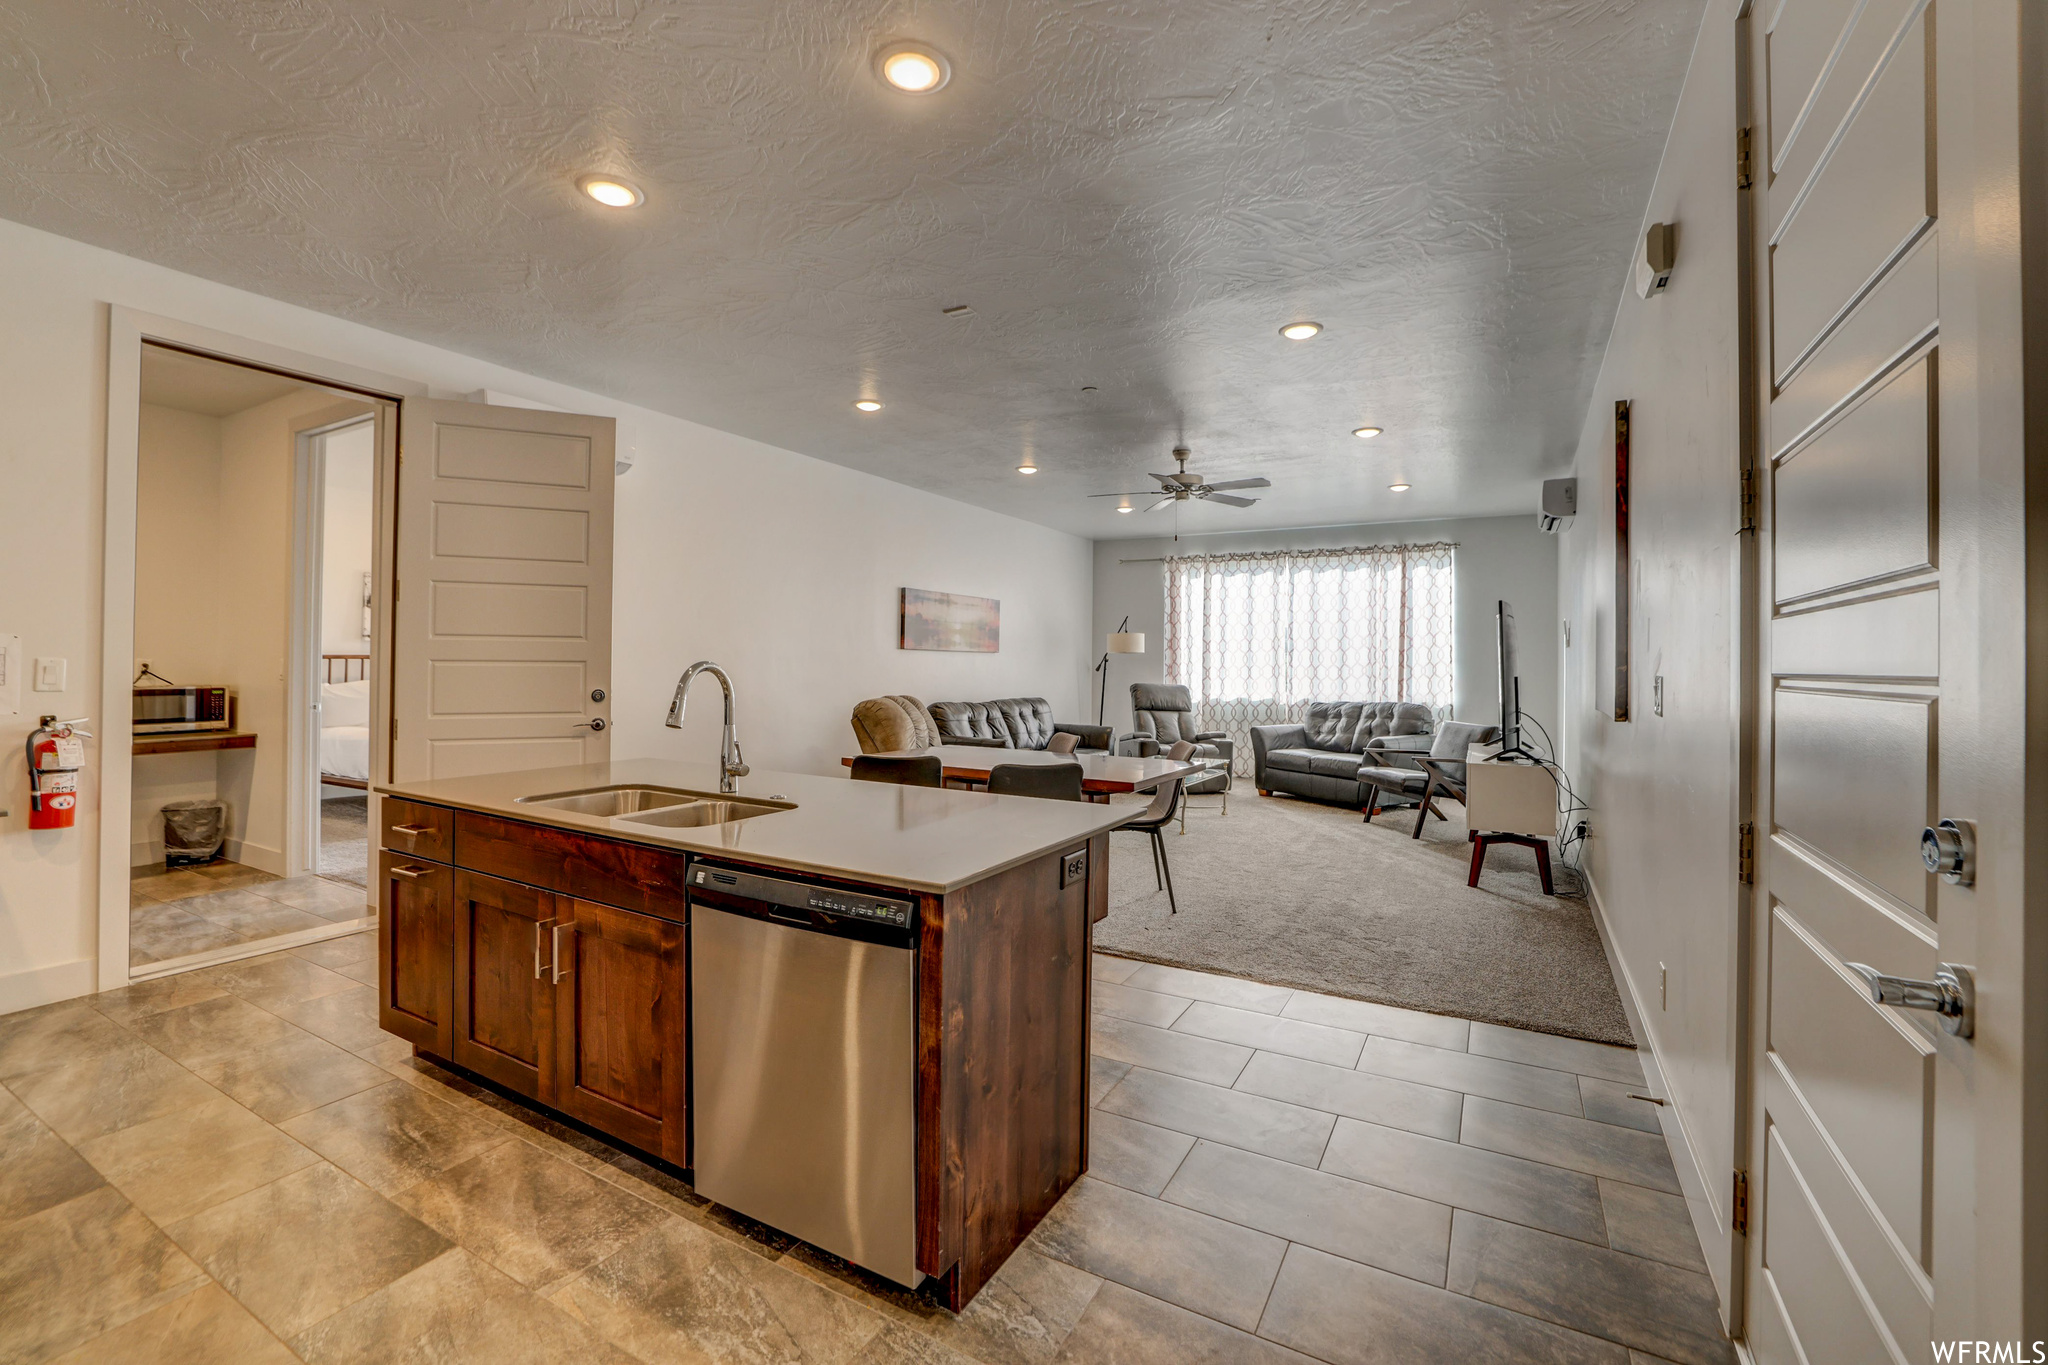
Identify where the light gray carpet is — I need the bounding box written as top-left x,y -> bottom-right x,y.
319,796 -> 369,888
1096,789 -> 1634,1046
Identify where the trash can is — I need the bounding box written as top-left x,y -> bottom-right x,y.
162,798 -> 228,868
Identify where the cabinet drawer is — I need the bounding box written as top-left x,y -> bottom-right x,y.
383,798 -> 454,863
454,811 -> 690,919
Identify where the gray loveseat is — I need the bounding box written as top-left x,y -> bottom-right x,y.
1250,701 -> 1436,807
927,697 -> 1113,752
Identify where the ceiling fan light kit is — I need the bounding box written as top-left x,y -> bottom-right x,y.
1088,445 -> 1271,514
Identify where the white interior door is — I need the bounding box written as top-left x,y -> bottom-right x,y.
392,399 -> 613,783
1746,0 -> 2024,1355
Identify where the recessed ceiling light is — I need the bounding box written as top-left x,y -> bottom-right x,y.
1115,504 -> 1133,513
853,399 -> 884,412
1017,462 -> 1038,474
1388,482 -> 1411,492
577,175 -> 644,208
877,42 -> 951,93
1280,321 -> 1323,341
1352,426 -> 1383,440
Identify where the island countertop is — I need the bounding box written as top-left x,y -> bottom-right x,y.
377,757 -> 1144,894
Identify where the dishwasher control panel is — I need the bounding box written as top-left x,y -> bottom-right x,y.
690,864 -> 914,931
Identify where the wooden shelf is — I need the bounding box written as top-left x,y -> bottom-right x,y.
133,730 -> 256,757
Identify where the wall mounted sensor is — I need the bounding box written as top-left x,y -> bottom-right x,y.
1538,477 -> 1577,534
1635,222 -> 1676,298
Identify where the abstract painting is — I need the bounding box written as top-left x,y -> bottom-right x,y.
900,588 -> 1000,652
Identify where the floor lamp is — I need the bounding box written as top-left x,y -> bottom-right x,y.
1095,618 -> 1147,727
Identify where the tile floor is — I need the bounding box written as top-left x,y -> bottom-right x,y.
131,862 -> 371,967
0,941 -> 1733,1364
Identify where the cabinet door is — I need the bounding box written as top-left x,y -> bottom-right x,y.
378,851 -> 452,1055
551,899 -> 688,1165
451,870 -> 557,1099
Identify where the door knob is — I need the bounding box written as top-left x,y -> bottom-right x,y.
573,717 -> 606,732
1921,819 -> 1975,885
1845,962 -> 1975,1038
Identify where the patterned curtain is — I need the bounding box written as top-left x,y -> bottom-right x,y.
1163,542 -> 1456,773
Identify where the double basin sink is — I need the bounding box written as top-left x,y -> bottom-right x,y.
516,784 -> 795,828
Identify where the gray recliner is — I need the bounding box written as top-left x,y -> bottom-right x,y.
1122,684 -> 1231,818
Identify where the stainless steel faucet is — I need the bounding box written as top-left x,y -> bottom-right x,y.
666,661 -> 749,794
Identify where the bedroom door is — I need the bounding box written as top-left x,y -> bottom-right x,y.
1742,0 -> 2031,1354
390,398 -> 615,783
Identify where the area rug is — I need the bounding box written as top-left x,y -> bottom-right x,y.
1095,789 -> 1633,1046
319,796 -> 369,888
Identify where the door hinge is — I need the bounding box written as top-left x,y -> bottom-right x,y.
1736,125 -> 1755,190
1732,1168 -> 1751,1235
1738,821 -> 1756,885
1739,466 -> 1759,533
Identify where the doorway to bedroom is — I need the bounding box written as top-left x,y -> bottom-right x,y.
308,419 -> 375,888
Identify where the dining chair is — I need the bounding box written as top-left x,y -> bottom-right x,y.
849,754 -> 944,788
1046,732 -> 1080,754
987,762 -> 1084,801
1117,740 -> 1195,914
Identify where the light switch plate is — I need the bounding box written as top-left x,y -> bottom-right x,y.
33,657 -> 65,692
0,635 -> 18,714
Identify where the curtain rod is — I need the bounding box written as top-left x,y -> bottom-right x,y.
1119,540 -> 1458,565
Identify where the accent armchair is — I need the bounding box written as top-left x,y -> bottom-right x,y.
1359,721 -> 1500,835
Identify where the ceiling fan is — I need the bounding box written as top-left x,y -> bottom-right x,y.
1089,446 -> 1271,512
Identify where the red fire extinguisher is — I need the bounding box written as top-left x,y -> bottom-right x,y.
27,716 -> 89,831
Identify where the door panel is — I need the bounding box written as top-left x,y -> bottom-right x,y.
392,398 -> 612,783
1770,686 -> 1933,911
1768,0 -> 1926,232
451,869 -> 556,1098
1758,1125 -> 1907,1365
377,851 -> 452,1054
1770,237 -> 1935,455
1768,587 -> 1937,680
551,898 -> 689,1165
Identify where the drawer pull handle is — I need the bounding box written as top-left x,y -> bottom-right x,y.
534,919 -> 554,980
552,923 -> 574,983
390,824 -> 433,837
389,865 -> 433,880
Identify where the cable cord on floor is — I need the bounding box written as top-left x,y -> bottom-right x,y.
1513,712 -> 1592,898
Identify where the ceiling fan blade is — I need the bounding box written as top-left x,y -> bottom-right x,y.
1203,477 -> 1271,491
1087,491 -> 1167,498
1142,496 -> 1178,513
1200,492 -> 1259,508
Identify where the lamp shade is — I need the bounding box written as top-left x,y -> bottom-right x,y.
1108,632 -> 1146,654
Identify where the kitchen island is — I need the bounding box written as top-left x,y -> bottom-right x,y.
372,758 -> 1134,1309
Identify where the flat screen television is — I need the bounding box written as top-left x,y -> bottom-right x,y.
1496,600 -> 1522,754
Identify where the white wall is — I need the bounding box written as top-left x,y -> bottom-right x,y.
319,422 -> 374,656
1091,516 -> 1559,742
0,214 -> 1092,1014
1554,0 -> 1743,1309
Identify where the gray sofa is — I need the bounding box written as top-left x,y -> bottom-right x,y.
1250,701 -> 1436,807
927,697 -> 1113,752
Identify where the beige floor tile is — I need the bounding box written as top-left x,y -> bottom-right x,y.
289,931 -> 375,970
0,1185 -> 209,1364
48,1280 -> 300,1365
90,972 -> 229,1026
1460,1095 -> 1681,1194
1469,1022 -> 1645,1085
1163,1140 -> 1452,1286
1089,1014 -> 1252,1087
173,888 -> 291,926
129,885 -> 162,909
853,1320 -> 989,1363
393,1138 -> 669,1288
1097,1066 -> 1333,1166
0,1085 -> 105,1223
263,983 -> 389,1052
550,1216 -> 889,1361
1446,1211 -> 1731,1365
129,907 -> 249,965
1260,1242 -> 1631,1365
1088,1056 -> 1131,1106
1050,1280 -> 1317,1364
353,1033 -> 415,1067
293,1247 -> 639,1364
1091,980 -> 1192,1029
1232,1050 -> 1463,1141
1354,1036 -> 1583,1116
1319,1117 -> 1607,1245
1120,962 -> 1293,1014
1086,1109 -> 1196,1197
125,993 -> 306,1073
165,1161 -> 448,1339
193,1030 -> 394,1123
264,877 -> 371,919
8,1042 -> 219,1145
1280,990 -> 1473,1051
0,1001 -> 153,1083
1028,1175 -> 1286,1332
130,868 -> 218,901
1599,1180 -> 1710,1274
332,955 -> 379,987
1170,1000 -> 1366,1068
76,1093 -> 318,1224
919,1246 -> 1102,1365
195,953 -> 359,1011
280,1080 -> 511,1195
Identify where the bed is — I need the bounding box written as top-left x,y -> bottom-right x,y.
321,655 -> 372,789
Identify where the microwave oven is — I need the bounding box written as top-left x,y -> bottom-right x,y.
134,686 -> 232,734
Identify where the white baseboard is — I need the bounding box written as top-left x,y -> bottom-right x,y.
223,837 -> 285,876
0,957 -> 97,1016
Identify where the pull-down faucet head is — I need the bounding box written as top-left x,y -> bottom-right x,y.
667,661 -> 749,793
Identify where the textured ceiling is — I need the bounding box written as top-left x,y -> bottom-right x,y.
0,0 -> 1702,537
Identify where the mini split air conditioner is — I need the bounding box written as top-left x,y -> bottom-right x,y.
1538,478 -> 1577,534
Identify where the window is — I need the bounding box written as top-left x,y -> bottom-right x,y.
1163,542 -> 1455,770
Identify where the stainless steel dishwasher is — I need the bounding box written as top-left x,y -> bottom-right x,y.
688,862 -> 920,1286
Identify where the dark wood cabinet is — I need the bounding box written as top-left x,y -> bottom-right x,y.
377,850 -> 453,1054
551,898 -> 690,1166
450,870 -> 558,1099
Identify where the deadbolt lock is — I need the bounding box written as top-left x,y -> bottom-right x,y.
1920,819 -> 1976,886
591,688 -> 606,703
